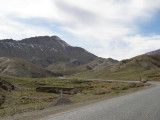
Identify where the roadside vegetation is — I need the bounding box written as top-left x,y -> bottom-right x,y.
0,76 -> 150,118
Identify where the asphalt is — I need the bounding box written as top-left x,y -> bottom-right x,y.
45,82 -> 160,120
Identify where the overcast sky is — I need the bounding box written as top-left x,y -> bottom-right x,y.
0,0 -> 160,60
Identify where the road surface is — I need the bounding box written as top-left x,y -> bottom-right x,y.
45,82 -> 160,120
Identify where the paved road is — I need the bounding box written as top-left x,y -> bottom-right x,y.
45,82 -> 160,120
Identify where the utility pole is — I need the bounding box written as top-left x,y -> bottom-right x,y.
60,89 -> 63,98
140,76 -> 142,88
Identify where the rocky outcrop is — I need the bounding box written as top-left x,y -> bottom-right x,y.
0,79 -> 15,107
36,86 -> 92,95
0,80 -> 15,91
36,87 -> 74,94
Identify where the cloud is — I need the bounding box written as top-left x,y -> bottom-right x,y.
0,16 -> 55,39
98,35 -> 160,60
55,1 -> 97,24
0,0 -> 160,60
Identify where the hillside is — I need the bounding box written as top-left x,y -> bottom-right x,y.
0,36 -> 97,67
47,57 -> 118,75
145,49 -> 160,55
71,55 -> 160,81
0,36 -> 119,76
0,57 -> 60,78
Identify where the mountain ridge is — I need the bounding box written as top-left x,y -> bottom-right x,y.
47,57 -> 118,75
0,36 -> 97,67
145,49 -> 160,55
0,35 -> 118,77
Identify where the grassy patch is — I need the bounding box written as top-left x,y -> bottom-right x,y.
0,76 -> 150,118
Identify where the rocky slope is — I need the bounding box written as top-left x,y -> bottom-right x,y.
0,36 -> 97,67
0,36 -> 118,76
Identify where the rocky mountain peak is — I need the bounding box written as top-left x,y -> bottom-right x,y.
0,35 -> 97,67
0,39 -> 14,43
18,36 -> 70,49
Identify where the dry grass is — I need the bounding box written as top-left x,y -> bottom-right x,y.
0,76 -> 150,118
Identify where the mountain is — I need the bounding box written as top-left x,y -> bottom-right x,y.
86,57 -> 118,70
47,57 -> 118,75
0,36 -> 118,76
0,36 -> 97,67
72,55 -> 160,81
145,49 -> 160,55
0,57 -> 60,78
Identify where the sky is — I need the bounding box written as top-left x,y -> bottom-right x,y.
0,0 -> 160,60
